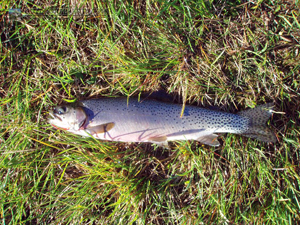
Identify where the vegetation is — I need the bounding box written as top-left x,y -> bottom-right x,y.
1,0 -> 299,224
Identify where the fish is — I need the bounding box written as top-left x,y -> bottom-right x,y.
48,98 -> 277,146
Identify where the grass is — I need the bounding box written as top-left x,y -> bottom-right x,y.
1,0 -> 300,224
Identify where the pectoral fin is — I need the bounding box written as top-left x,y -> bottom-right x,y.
197,134 -> 220,146
86,122 -> 115,135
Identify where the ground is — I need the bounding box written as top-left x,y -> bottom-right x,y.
0,0 -> 300,224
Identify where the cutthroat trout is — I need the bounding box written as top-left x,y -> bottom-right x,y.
48,98 -> 276,146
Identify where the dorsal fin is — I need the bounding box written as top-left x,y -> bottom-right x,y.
142,90 -> 173,102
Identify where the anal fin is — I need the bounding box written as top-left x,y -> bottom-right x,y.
197,134 -> 220,146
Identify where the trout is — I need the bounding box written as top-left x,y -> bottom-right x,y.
48,98 -> 276,146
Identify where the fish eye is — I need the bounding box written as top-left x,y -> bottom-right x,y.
54,106 -> 67,115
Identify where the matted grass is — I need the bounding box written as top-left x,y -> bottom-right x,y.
1,0 -> 300,224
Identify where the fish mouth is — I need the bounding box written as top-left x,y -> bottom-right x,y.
48,110 -> 62,122
48,110 -> 68,130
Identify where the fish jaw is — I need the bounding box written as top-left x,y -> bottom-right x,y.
48,105 -> 87,131
48,110 -> 71,130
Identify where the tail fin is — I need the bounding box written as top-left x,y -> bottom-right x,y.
238,103 -> 277,143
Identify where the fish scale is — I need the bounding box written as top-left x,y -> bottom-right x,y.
82,98 -> 247,134
48,98 -> 277,146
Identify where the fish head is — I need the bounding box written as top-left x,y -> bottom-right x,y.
48,105 -> 87,131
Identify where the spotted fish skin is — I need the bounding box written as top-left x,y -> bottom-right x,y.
49,98 -> 276,146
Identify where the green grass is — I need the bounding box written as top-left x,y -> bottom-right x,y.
1,0 -> 300,224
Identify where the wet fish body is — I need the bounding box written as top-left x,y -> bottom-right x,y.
49,98 -> 276,146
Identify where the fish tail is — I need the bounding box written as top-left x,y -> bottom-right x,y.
238,103 -> 277,143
